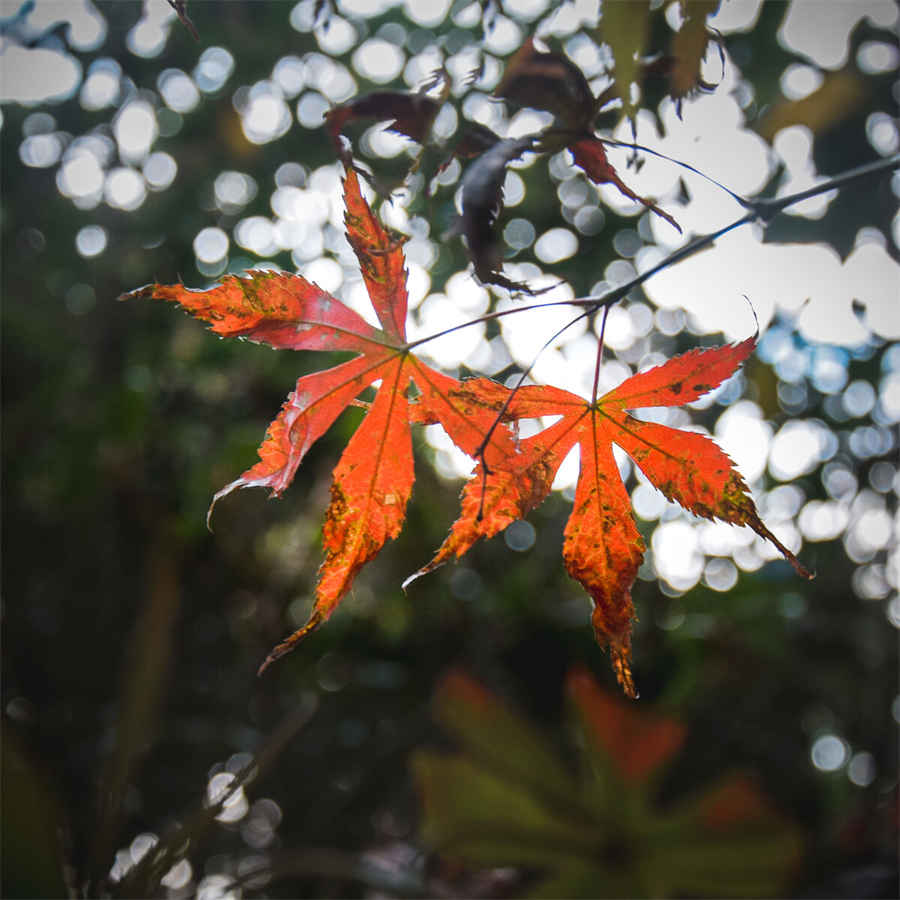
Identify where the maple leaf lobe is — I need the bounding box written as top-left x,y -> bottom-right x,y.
342,167 -> 410,341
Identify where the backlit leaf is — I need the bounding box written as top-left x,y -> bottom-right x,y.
757,68 -> 866,143
669,1 -> 722,114
124,166 -> 513,673
412,337 -> 811,696
598,0 -> 651,125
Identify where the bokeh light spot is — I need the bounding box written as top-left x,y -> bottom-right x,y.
206,771 -> 249,823
769,420 -> 828,481
534,227 -> 578,263
352,38 -> 405,84
857,40 -> 900,74
75,225 -> 107,258
273,55 -> 307,98
503,217 -> 535,250
703,557 -> 739,592
504,520 -> 536,552
405,0 -> 451,27
104,167 -> 146,211
779,63 -> 824,100
653,520 -> 703,591
194,47 -> 235,94
80,58 -> 121,110
158,68 -> 200,113
236,216 -> 278,256
160,859 -> 192,890
316,17 -> 357,55
142,151 -> 176,190
19,133 -> 62,168
57,150 -> 104,206
194,227 -> 230,265
847,751 -> 877,787
810,734 -> 848,772
297,91 -> 329,128
716,401 -> 771,483
127,21 -> 169,59
114,100 -> 158,163
239,84 -> 292,144
215,170 -> 257,213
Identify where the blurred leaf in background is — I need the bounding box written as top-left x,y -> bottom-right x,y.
415,667 -> 803,897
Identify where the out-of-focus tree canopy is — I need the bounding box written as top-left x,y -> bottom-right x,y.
2,1 -> 898,897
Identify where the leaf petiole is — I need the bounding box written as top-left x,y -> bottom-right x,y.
592,306 -> 610,405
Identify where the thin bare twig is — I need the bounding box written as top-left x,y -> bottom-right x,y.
409,153 -> 900,352
166,0 -> 199,40
407,152 -> 900,498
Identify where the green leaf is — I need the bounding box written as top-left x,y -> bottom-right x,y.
432,670 -> 583,812
599,0 -> 652,126
415,669 -> 804,898
413,753 -> 606,868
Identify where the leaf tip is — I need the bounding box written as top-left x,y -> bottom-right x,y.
591,601 -> 639,699
207,479 -> 245,531
749,515 -> 813,581
257,609 -> 325,676
402,554 -> 445,592
611,644 -> 639,700
118,284 -> 152,302
400,570 -> 422,593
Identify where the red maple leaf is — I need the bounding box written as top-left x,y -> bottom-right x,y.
122,167 -> 514,673
569,137 -> 681,231
408,337 -> 812,697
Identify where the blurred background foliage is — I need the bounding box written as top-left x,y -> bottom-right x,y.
414,667 -> 805,898
1,0 -> 898,897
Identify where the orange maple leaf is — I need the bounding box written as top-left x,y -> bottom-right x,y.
123,167 -> 513,673
409,337 -> 812,697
